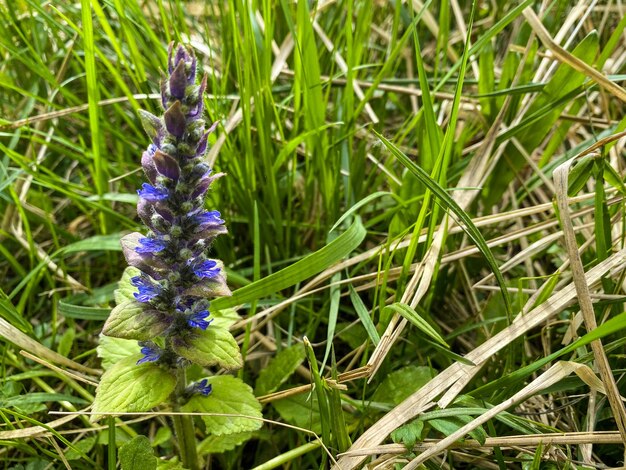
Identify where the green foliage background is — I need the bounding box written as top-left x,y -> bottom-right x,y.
1,0 -> 626,468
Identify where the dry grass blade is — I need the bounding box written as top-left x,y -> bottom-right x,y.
554,152 -> 626,446
343,432 -> 624,456
403,362 -> 606,469
365,35 -> 529,381
0,414 -> 79,440
523,7 -> 626,102
0,318 -> 100,375
333,247 -> 626,469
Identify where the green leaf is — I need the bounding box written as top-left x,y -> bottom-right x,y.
92,356 -> 176,416
119,435 -> 157,470
66,436 -> 97,461
182,375 -> 262,436
372,366 -> 435,405
391,420 -> 424,450
172,327 -> 242,370
115,267 -> 142,304
58,283 -> 116,320
567,154 -> 594,196
156,460 -> 184,470
102,299 -> 170,341
197,432 -> 253,455
383,303 -> 448,347
210,307 -> 240,329
272,393 -> 322,434
429,414 -> 488,445
329,191 -> 396,233
212,218 -> 366,310
57,301 -> 111,321
97,335 -> 141,370
255,343 -> 306,396
152,426 -> 172,448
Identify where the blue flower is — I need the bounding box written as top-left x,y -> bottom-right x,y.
187,310 -> 213,330
135,237 -> 167,254
131,275 -> 161,303
137,341 -> 161,364
189,259 -> 220,279
192,379 -> 213,396
137,183 -> 168,201
192,210 -> 224,226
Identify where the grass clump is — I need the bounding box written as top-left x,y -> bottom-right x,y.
1,0 -> 626,468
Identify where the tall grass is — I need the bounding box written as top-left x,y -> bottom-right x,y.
1,0 -> 626,468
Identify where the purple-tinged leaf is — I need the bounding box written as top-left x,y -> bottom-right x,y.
164,101 -> 186,138
169,60 -> 187,100
102,299 -> 171,341
153,150 -> 180,180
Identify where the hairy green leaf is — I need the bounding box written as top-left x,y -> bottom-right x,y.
119,435 -> 157,470
115,266 -> 142,304
198,432 -> 253,455
182,375 -> 262,436
102,299 -> 170,341
97,335 -> 141,370
172,327 -> 242,370
92,356 -> 176,417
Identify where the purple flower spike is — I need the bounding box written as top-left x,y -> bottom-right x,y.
137,341 -> 161,364
135,237 -> 167,254
189,259 -> 220,279
187,310 -> 213,330
131,275 -> 161,303
107,43 -> 233,376
138,183 -> 168,201
196,132 -> 209,157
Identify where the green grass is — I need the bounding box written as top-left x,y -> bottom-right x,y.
1,0 -> 626,468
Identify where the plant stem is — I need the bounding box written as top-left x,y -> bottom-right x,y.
107,416 -> 116,470
173,368 -> 199,470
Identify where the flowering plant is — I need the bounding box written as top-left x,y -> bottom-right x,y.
93,44 -> 261,469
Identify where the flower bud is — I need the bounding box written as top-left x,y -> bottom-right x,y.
178,248 -> 193,260
171,227 -> 183,240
